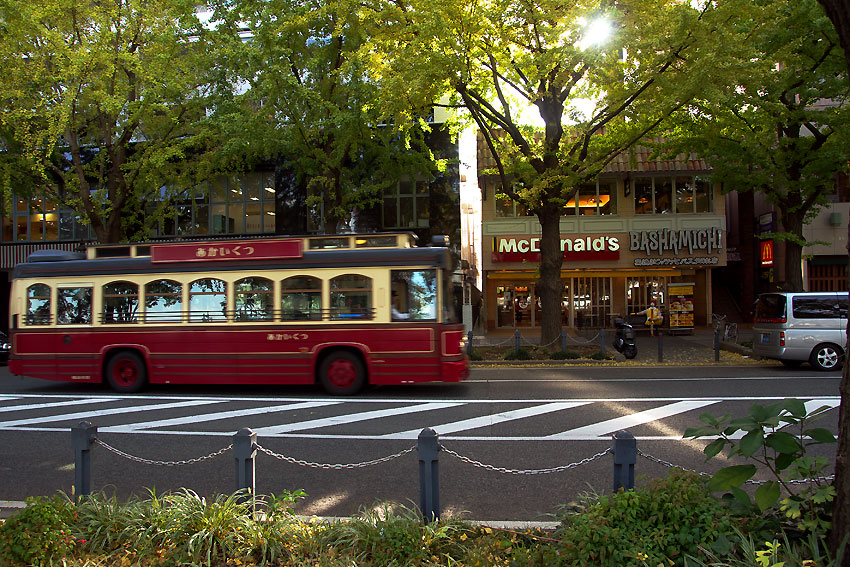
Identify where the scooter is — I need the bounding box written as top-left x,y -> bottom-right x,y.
613,317 -> 638,359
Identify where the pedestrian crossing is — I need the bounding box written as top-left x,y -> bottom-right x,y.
0,394 -> 840,441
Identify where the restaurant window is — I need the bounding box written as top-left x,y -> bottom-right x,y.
571,180 -> 617,216
675,176 -> 713,213
634,177 -> 672,214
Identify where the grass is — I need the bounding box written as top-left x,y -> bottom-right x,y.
0,471 -> 842,567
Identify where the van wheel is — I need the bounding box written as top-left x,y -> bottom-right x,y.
809,343 -> 844,371
319,351 -> 366,395
106,351 -> 148,393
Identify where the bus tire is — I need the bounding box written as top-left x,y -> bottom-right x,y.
809,343 -> 844,371
105,351 -> 148,393
318,350 -> 366,395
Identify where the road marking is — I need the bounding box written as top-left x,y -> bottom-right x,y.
101,401 -> 343,433
544,400 -> 722,439
379,401 -> 592,439
0,399 -> 225,428
251,402 -> 465,436
0,398 -> 119,414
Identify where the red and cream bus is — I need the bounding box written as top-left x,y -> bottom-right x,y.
8,233 -> 468,395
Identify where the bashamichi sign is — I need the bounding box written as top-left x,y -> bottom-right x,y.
151,238 -> 303,263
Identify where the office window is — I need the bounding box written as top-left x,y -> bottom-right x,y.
384,180 -> 429,228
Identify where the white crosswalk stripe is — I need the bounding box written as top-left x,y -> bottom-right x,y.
0,399 -> 225,428
251,402 -> 465,436
544,400 -> 721,439
0,395 -> 840,441
379,402 -> 592,440
101,401 -> 343,433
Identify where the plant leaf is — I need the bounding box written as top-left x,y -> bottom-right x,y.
740,429 -> 765,457
709,465 -> 757,492
766,431 -> 802,454
754,481 -> 780,512
805,428 -> 837,444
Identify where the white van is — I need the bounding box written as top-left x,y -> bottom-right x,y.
752,292 -> 848,371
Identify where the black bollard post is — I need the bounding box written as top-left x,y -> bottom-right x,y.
657,331 -> 663,362
515,330 -> 520,355
600,329 -> 607,357
561,330 -> 567,353
612,430 -> 636,491
467,331 -> 473,356
418,428 -> 440,522
233,428 -> 257,508
714,329 -> 721,362
72,421 -> 97,499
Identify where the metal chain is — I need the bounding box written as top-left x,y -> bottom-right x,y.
94,438 -> 233,467
440,445 -> 611,475
638,450 -> 835,485
256,443 -> 416,470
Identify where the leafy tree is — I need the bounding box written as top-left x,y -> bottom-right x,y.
667,0 -> 850,291
0,0 -> 228,243
814,1 -> 850,563
359,0 -> 736,344
212,0 -> 440,235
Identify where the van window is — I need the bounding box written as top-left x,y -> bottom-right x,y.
754,294 -> 786,322
793,296 -> 842,319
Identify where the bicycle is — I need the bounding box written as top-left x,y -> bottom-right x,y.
711,313 -> 738,343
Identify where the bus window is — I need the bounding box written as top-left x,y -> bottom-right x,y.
145,279 -> 183,323
57,287 -> 92,325
189,278 -> 227,322
391,270 -> 438,321
27,283 -> 51,325
102,281 -> 139,324
235,277 -> 273,321
281,276 -> 322,320
330,274 -> 372,319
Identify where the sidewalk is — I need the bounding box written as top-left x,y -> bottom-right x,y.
468,325 -> 763,366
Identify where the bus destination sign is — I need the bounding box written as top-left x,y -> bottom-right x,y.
151,239 -> 304,263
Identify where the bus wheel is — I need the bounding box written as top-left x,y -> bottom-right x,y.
106,351 -> 148,393
319,351 -> 365,395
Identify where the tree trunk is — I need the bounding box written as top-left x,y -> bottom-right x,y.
830,216 -> 850,564
780,212 -> 805,291
537,201 -> 564,346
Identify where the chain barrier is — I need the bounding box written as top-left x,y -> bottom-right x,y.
638,450 -> 835,485
256,443 -> 416,470
94,438 -> 233,467
440,444 -> 611,475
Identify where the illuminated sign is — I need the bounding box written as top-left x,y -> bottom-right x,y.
629,228 -> 723,256
492,236 -> 620,262
760,240 -> 774,267
151,239 -> 303,263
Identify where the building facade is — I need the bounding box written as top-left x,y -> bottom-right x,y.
463,133 -> 727,333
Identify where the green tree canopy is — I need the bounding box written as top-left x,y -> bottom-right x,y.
359,0 -> 736,343
667,0 -> 850,291
212,0 -> 442,234
0,0 -> 229,242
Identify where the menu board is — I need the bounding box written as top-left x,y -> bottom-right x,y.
667,283 -> 695,330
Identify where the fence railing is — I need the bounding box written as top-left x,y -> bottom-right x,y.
73,422 -> 825,522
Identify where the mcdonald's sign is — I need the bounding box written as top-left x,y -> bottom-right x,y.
760,240 -> 774,267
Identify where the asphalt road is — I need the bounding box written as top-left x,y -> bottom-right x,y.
0,363 -> 842,522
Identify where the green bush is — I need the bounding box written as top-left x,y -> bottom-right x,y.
0,494 -> 78,566
467,350 -> 483,361
589,350 -> 612,360
556,470 -> 736,567
551,350 -> 581,359
503,348 -> 532,360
